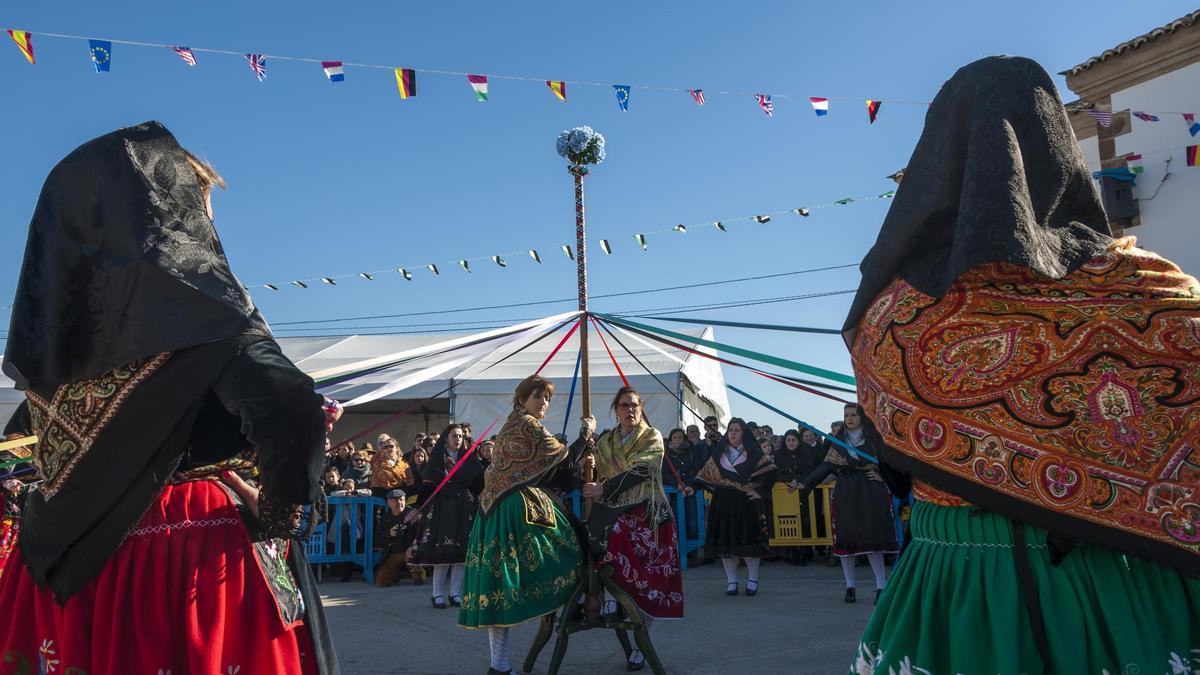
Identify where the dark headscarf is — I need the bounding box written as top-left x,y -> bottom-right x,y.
4,121 -> 270,387
844,56 -> 1111,340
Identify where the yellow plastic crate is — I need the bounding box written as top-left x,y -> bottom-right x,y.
768,481 -> 834,547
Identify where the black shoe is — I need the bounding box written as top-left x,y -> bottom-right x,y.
844,587 -> 856,603
449,595 -> 462,607
875,589 -> 883,605
432,595 -> 447,609
486,669 -> 514,675
745,579 -> 758,596
725,582 -> 738,596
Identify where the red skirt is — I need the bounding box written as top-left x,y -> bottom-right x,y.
0,480 -> 318,675
596,504 -> 684,619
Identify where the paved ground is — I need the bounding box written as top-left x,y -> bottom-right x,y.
320,557 -> 878,675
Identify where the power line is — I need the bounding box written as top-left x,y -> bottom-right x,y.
276,290 -> 856,336
270,263 -> 859,327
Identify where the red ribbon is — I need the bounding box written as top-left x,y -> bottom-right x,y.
590,316 -> 630,388
535,319 -> 581,375
417,413 -> 503,513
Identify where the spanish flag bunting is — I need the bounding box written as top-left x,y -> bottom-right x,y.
458,260 -> 471,273
635,233 -> 647,250
291,281 -> 308,289
561,245 -> 574,260
793,208 -> 810,217
491,255 -> 507,267
866,100 -> 881,124
754,215 -> 771,223
398,268 -> 413,281
321,277 -> 337,285
529,250 -> 542,264
599,239 -> 612,255
7,30 -> 34,64
395,68 -> 416,99
672,224 -> 687,233
428,264 -> 440,275
1187,145 -> 1199,167
546,80 -> 566,102
359,272 -> 374,280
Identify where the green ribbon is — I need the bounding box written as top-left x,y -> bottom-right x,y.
615,314 -> 841,335
727,384 -> 877,464
596,313 -> 856,385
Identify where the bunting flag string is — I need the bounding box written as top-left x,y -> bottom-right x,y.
6,29 -> 34,63
172,45 -> 196,66
866,99 -> 881,124
756,93 -> 773,117
467,74 -> 488,101
547,80 -> 566,102
88,39 -> 111,72
245,53 -> 267,81
321,60 -> 344,83
246,191 -> 893,292
6,27 -> 1195,123
613,84 -> 631,111
395,67 -> 416,98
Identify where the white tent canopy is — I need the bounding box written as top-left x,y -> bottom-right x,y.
284,323 -> 730,443
0,323 -> 730,449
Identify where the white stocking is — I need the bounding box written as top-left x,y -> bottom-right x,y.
867,552 -> 887,590
720,557 -> 739,584
487,626 -> 511,672
432,564 -> 449,598
744,557 -> 761,582
840,555 -> 856,589
450,563 -> 466,598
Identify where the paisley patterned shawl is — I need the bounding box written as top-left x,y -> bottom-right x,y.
853,238 -> 1200,574
593,421 -> 668,513
694,445 -> 775,495
479,409 -> 568,514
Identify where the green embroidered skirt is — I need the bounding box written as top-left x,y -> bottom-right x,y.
853,500 -> 1200,674
457,489 -> 582,628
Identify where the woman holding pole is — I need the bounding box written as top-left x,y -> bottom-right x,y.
581,386 -> 684,671
458,375 -> 584,675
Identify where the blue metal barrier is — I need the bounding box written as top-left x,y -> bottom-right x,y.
564,487 -> 706,571
309,487 -> 711,583
306,495 -> 385,583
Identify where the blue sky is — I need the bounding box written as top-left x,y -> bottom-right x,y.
0,1 -> 1193,433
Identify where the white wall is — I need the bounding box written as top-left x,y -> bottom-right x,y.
1109,62 -> 1200,276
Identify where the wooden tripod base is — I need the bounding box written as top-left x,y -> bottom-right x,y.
523,565 -> 666,675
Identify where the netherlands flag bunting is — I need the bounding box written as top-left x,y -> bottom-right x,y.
321,60 -> 344,83
810,97 -> 829,116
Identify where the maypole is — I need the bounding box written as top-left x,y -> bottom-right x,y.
556,126 -> 605,426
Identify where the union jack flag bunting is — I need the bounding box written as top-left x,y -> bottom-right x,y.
1132,111 -> 1159,122
756,93 -> 773,117
171,46 -> 196,66
688,89 -> 705,106
244,53 -> 267,81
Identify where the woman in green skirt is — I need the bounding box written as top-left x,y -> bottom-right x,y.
844,55 -> 1200,674
458,374 -> 584,675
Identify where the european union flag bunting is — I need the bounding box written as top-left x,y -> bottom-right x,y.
613,85 -> 631,111
89,40 -> 112,73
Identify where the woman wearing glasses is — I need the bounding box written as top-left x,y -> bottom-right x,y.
581,386 -> 684,671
